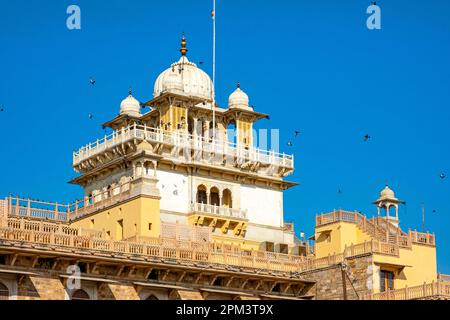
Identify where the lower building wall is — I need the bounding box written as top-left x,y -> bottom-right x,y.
302,255 -> 373,300
69,196 -> 161,241
372,244 -> 437,291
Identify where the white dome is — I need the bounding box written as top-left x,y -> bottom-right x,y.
162,70 -> 184,93
120,92 -> 141,117
380,186 -> 395,198
154,56 -> 214,100
228,85 -> 252,111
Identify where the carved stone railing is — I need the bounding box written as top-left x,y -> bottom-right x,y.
316,210 -> 436,247
72,124 -> 294,172
361,281 -> 450,300
438,274 -> 450,282
0,217 -> 396,274
190,203 -> 248,220
5,181 -> 132,223
0,217 -> 310,273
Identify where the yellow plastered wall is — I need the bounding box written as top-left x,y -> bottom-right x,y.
159,104 -> 187,133
171,105 -> 187,132
372,244 -> 437,292
236,120 -> 253,148
69,196 -> 161,241
315,222 -> 374,258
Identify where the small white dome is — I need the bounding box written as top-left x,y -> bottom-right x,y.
380,186 -> 395,198
228,84 -> 252,111
120,92 -> 141,117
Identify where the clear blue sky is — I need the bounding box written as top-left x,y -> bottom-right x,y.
0,1 -> 449,273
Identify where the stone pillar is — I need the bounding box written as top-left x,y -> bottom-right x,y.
204,120 -> 210,140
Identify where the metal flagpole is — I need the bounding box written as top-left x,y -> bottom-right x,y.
212,0 -> 216,144
422,203 -> 425,232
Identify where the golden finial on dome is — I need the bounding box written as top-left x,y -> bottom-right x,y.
180,33 -> 188,56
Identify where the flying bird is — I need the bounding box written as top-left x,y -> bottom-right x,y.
88,113 -> 94,120
287,141 -> 293,147
364,134 -> 371,142
0,106 -> 4,112
294,131 -> 301,138
440,173 -> 446,180
338,189 -> 343,194
89,78 -> 96,86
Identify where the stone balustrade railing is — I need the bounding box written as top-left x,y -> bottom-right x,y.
438,274 -> 450,282
190,203 -> 248,220
0,217 -> 403,275
5,181 -> 132,223
0,219 -> 309,274
361,280 -> 450,300
316,210 -> 436,247
72,124 -> 294,170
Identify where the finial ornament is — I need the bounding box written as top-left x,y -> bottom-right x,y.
180,33 -> 188,56
129,86 -> 133,96
237,81 -> 240,89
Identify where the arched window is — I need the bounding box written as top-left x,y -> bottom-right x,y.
227,121 -> 237,145
146,294 -> 159,300
106,185 -> 112,199
0,282 -> 9,300
197,185 -> 207,204
210,187 -> 220,207
209,122 -> 218,141
222,189 -> 232,208
71,289 -> 90,300
188,117 -> 194,135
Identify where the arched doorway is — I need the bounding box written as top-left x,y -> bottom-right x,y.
0,282 -> 9,300
210,187 -> 220,206
71,289 -> 90,300
197,185 -> 208,204
222,189 -> 232,208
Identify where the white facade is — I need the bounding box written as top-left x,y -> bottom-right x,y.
240,184 -> 283,228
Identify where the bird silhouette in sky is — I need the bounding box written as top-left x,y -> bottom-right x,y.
440,173 -> 446,180
294,131 -> 301,138
88,113 -> 94,120
0,106 -> 4,112
338,189 -> 343,194
364,134 -> 371,142
287,141 -> 293,147
89,78 -> 96,86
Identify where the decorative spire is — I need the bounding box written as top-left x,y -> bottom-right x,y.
237,81 -> 241,89
180,33 -> 188,56
129,86 -> 133,96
